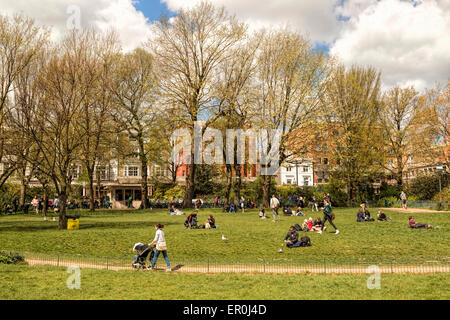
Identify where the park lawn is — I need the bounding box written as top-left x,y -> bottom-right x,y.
0,208 -> 449,263
0,264 -> 448,300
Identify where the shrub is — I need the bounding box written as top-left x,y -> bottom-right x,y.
407,173 -> 449,200
164,185 -> 185,200
0,252 -> 25,265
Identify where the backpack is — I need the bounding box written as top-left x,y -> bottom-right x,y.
294,224 -> 302,231
299,236 -> 311,247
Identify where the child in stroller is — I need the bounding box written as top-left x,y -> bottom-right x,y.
132,243 -> 155,269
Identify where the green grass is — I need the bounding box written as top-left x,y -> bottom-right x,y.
0,264 -> 448,300
0,207 -> 449,263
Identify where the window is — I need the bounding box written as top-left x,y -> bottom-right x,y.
324,158 -> 329,165
286,167 -> 292,172
303,177 -> 309,186
154,165 -> 163,176
287,179 -> 292,185
98,167 -> 107,180
115,190 -> 123,201
134,190 -> 142,201
71,165 -> 81,180
303,166 -> 309,172
126,166 -> 139,177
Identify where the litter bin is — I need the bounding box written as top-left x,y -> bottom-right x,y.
66,215 -> 80,230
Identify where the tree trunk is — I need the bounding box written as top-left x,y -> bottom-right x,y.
233,163 -> 242,205
261,174 -> 271,208
19,182 -> 27,207
223,164 -> 233,211
42,188 -> 48,218
141,158 -> 149,209
183,162 -> 196,209
89,173 -> 95,212
397,157 -> 404,186
58,189 -> 68,230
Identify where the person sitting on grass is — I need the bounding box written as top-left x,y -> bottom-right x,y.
312,217 -> 326,232
169,205 -> 176,215
301,219 -> 309,232
205,215 -> 216,229
259,209 -> 267,219
307,217 -> 314,231
357,203 -> 374,222
296,207 -> 305,216
283,226 -> 301,248
184,212 -> 198,229
409,216 -> 436,229
377,210 -> 391,222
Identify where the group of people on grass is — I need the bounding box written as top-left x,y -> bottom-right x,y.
357,204 -> 392,222
146,190 -> 438,269
184,212 -> 217,230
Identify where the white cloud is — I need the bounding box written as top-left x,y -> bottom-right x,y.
0,0 -> 153,51
163,0 -> 343,44
1,0 -> 448,90
330,0 -> 450,91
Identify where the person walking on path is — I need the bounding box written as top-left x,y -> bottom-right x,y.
318,199 -> 339,235
270,194 -> 281,222
400,191 -> 408,210
149,223 -> 171,272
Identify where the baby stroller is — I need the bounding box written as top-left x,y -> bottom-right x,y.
132,243 -> 155,269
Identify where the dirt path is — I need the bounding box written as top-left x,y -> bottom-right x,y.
378,207 -> 450,214
24,258 -> 450,275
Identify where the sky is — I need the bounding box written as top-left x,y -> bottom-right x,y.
0,0 -> 449,91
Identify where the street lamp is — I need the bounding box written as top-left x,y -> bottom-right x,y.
436,164 -> 444,204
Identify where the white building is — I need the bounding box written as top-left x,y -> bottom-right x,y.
278,158 -> 314,187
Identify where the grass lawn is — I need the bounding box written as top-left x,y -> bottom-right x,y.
0,207 -> 449,263
0,264 -> 449,300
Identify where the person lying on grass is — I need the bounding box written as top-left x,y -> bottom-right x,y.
283,206 -> 294,216
409,216 -> 437,229
175,208 -> 184,216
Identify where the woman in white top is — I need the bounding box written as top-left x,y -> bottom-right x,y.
148,224 -> 171,271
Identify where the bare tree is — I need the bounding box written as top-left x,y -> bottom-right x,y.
78,30 -> 120,212
109,49 -> 158,209
380,86 -> 423,186
15,31 -> 97,229
252,28 -> 331,207
150,1 -> 246,208
0,14 -> 48,186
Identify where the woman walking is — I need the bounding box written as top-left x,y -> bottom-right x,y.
148,224 -> 171,272
318,199 -> 339,235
